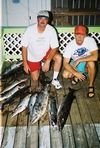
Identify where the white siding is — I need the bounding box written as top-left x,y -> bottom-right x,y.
2,0 -> 51,26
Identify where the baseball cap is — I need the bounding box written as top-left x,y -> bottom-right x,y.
74,25 -> 86,34
37,10 -> 49,19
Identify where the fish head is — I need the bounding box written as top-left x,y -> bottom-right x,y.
16,61 -> 23,67
50,114 -> 57,126
18,83 -> 26,89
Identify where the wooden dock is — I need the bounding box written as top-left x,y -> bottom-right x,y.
0,61 -> 100,148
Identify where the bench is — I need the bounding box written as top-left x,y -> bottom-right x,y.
0,26 -> 100,72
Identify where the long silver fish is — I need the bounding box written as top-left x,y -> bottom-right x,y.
0,85 -> 30,111
11,93 -> 32,117
48,96 -> 57,126
30,84 -> 49,124
28,92 -> 39,117
1,61 -> 23,74
57,87 -> 79,131
0,83 -> 26,101
0,61 -> 23,79
0,78 -> 28,95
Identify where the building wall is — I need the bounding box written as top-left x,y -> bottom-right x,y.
51,0 -> 100,26
2,0 -> 51,27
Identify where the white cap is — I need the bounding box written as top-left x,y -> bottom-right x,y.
37,10 -> 49,19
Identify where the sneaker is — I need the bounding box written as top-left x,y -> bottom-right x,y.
52,79 -> 62,89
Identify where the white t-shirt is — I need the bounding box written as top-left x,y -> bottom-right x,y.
63,36 -> 98,61
21,23 -> 59,62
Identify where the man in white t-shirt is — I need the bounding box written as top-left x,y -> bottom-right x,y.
21,10 -> 62,89
63,25 -> 98,98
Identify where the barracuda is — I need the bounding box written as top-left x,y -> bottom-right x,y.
48,96 -> 57,126
0,61 -> 23,79
0,77 -> 28,95
0,83 -> 26,101
28,92 -> 39,117
57,87 -> 79,131
0,85 -> 30,111
11,93 -> 32,117
30,84 -> 49,124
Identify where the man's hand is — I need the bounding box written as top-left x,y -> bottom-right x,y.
23,63 -> 30,74
42,60 -> 50,72
75,71 -> 86,81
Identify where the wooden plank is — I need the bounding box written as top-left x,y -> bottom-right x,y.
27,115 -> 39,147
57,18 -> 71,26
84,124 -> 100,147
6,98 -> 20,127
1,98 -> 20,148
80,79 -> 100,123
50,125 -> 63,148
95,124 -> 100,141
70,84 -> 88,148
70,92 -> 82,124
73,80 -> 93,124
62,125 -> 75,148
39,126 -> 50,148
13,126 -> 27,148
26,76 -> 39,147
13,93 -> 29,147
0,127 -> 5,147
72,124 -> 88,148
26,126 -> 38,148
76,79 -> 100,147
53,11 -> 100,16
86,96 -> 100,123
2,127 -> 16,148
0,105 -> 9,127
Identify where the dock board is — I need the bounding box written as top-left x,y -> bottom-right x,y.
0,61 -> 100,148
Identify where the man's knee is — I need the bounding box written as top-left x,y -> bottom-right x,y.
53,52 -> 62,62
62,70 -> 69,78
62,69 -> 74,78
31,76 -> 39,81
31,72 -> 39,81
87,61 -> 96,69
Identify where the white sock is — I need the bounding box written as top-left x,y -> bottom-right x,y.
53,71 -> 59,80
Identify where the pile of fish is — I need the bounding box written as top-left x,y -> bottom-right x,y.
11,83 -> 50,124
0,78 -> 78,129
0,60 -> 31,110
0,77 -> 30,111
